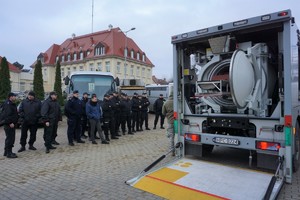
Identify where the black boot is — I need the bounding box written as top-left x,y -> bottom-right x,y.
18,146 -> 26,152
29,145 -> 37,150
6,150 -> 17,158
3,149 -> 7,157
105,135 -> 110,141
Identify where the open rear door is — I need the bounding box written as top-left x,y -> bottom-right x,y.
128,158 -> 283,200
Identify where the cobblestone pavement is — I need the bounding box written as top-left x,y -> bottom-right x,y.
0,114 -> 299,200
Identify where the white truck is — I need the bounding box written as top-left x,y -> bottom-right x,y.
127,10 -> 300,200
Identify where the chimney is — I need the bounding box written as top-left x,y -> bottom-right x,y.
108,24 -> 113,31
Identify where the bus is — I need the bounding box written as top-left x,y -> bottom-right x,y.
145,83 -> 173,112
64,71 -> 119,99
118,78 -> 146,97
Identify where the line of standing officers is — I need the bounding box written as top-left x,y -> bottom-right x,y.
1,90 -> 165,158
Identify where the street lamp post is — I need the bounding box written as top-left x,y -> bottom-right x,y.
119,27 -> 135,79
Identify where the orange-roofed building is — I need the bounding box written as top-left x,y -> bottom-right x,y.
33,26 -> 154,92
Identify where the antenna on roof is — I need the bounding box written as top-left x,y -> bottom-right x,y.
91,0 -> 94,33
72,33 -> 76,39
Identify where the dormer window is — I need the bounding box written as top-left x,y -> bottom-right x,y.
67,54 -> 71,61
131,50 -> 134,59
80,52 -> 84,60
124,48 -> 128,57
56,56 -> 59,62
95,43 -> 105,56
61,55 -> 65,62
142,54 -> 146,62
87,50 -> 90,56
73,53 -> 77,61
137,52 -> 140,60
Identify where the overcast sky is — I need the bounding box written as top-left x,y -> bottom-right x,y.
0,0 -> 299,79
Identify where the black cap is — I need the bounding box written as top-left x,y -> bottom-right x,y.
159,94 -> 163,96
49,91 -> 57,96
83,92 -> 90,96
28,91 -> 35,97
73,90 -> 79,94
8,92 -> 16,97
104,94 -> 110,98
91,93 -> 97,98
133,92 -> 138,95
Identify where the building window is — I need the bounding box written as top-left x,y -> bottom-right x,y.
61,68 -> 65,78
73,53 -> 77,61
79,66 -> 84,71
116,62 -> 121,73
80,52 -> 84,60
105,61 -> 110,72
142,68 -> 145,77
137,67 -> 140,77
130,65 -> 134,76
20,82 -> 25,91
87,50 -> 90,56
67,54 -> 71,61
95,44 -> 105,56
73,66 -> 77,71
56,56 -> 59,62
142,54 -> 146,62
43,68 -> 47,76
131,50 -> 134,59
61,55 -> 65,62
67,67 -> 71,76
137,52 -> 140,60
97,62 -> 102,71
89,63 -> 94,71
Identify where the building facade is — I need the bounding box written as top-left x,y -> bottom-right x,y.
0,56 -> 33,93
34,27 -> 154,92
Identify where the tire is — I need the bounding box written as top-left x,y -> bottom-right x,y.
203,144 -> 214,155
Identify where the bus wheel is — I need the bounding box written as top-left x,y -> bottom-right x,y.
292,117 -> 300,172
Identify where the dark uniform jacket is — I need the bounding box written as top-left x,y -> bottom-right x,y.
120,98 -> 131,116
41,97 -> 62,123
102,98 -> 114,119
111,96 -> 121,113
131,96 -> 141,112
81,97 -> 89,118
19,98 -> 41,124
153,98 -> 165,113
141,97 -> 150,112
2,99 -> 18,125
65,97 -> 82,119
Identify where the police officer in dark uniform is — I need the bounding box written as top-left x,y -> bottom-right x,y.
18,91 -> 41,152
102,94 -> 118,140
41,91 -> 62,153
153,94 -> 166,129
65,90 -> 85,146
2,92 -> 18,158
81,92 -> 90,139
140,92 -> 150,131
131,92 -> 142,132
111,91 -> 121,136
120,93 -> 133,135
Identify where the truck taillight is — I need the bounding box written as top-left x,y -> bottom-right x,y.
256,141 -> 281,151
278,11 -> 288,17
185,133 -> 200,142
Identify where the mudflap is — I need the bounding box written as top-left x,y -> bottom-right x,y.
127,157 -> 284,200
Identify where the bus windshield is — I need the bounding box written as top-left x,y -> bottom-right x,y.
70,74 -> 114,99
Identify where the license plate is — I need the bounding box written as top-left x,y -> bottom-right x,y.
212,137 -> 240,146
